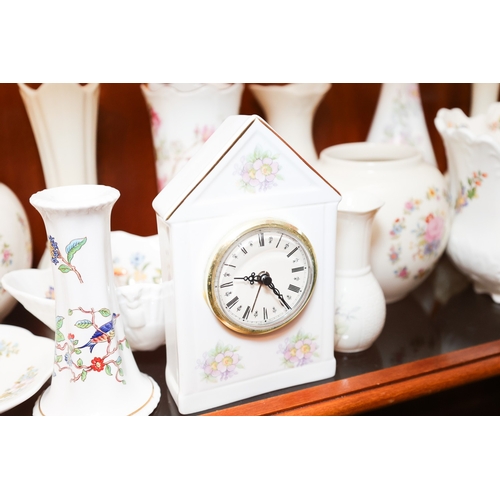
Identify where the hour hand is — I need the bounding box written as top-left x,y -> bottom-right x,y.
234,272 -> 263,285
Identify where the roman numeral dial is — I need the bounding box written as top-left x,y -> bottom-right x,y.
206,220 -> 317,335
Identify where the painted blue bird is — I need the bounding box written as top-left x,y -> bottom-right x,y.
78,313 -> 119,353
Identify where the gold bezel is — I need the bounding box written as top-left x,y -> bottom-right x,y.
206,219 -> 317,335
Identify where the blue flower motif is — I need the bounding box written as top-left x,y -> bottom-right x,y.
49,236 -> 60,265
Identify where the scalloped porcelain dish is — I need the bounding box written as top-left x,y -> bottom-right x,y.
0,325 -> 54,414
1,231 -> 167,351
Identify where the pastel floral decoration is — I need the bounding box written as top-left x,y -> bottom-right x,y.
1,243 -> 13,267
279,330 -> 318,368
198,342 -> 243,383
235,147 -> 283,192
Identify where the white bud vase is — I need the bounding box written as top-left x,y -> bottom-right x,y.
18,83 -> 99,188
367,83 -> 437,167
470,83 -> 499,116
335,191 -> 386,353
249,83 -> 331,165
29,185 -> 160,416
0,183 -> 33,322
141,83 -> 244,191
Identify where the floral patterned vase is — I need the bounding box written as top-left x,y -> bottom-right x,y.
141,83 -> 244,191
335,191 -> 386,352
367,83 -> 437,167
29,184 -> 160,415
0,183 -> 32,322
435,104 -> 500,302
249,83 -> 331,165
317,142 -> 450,303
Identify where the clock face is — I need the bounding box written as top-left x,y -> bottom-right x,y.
206,220 -> 317,335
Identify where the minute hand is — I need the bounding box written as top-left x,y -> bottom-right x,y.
262,275 -> 291,310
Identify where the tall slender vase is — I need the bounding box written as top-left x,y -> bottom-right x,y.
470,83 -> 499,116
0,183 -> 33,322
141,83 -> 244,191
29,185 -> 160,416
367,83 -> 437,167
249,83 -> 331,165
18,83 -> 99,188
335,191 -> 386,353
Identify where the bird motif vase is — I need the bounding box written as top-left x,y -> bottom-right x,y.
29,184 -> 160,415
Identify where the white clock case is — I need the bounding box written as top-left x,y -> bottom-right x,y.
153,115 -> 341,414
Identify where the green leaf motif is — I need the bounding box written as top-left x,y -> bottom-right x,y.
116,356 -> 122,365
55,331 -> 65,342
65,237 -> 87,264
56,316 -> 64,329
74,348 -> 81,354
58,264 -> 71,273
56,355 -> 63,363
77,358 -> 83,367
81,370 -> 87,382
105,365 -> 112,376
99,308 -> 111,317
75,319 -> 92,329
118,368 -> 123,377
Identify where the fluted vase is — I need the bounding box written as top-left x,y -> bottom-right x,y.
30,184 -> 160,415
249,83 -> 331,165
141,83 -> 243,191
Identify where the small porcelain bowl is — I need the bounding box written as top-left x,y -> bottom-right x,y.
1,231 -> 167,351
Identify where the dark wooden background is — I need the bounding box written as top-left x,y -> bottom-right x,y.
0,83 -> 471,266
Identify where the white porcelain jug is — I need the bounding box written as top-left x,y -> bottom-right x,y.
317,142 -> 450,303
435,103 -> 500,302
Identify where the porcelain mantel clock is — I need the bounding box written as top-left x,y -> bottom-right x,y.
153,115 -> 341,414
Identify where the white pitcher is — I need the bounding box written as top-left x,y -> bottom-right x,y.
435,103 -> 500,302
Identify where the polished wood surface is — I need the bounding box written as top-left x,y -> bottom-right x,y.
3,83 -> 495,417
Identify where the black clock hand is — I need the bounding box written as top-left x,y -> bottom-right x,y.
261,274 -> 291,310
234,272 -> 262,285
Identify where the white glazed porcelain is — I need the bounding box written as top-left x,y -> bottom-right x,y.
367,83 -> 437,167
249,83 -> 331,165
29,185 -> 160,415
2,232 -> 166,351
153,114 -> 340,414
317,142 -> 450,303
141,83 -> 244,191
0,183 -> 33,322
0,325 -> 54,414
335,191 -> 386,353
470,83 -> 499,116
435,104 -> 500,302
18,83 -> 99,188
